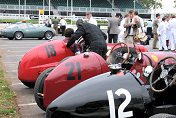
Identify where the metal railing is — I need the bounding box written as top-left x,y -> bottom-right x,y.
57,6 -> 121,13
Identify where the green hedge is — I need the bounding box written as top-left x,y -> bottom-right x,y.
0,19 -> 108,25
0,19 -> 38,24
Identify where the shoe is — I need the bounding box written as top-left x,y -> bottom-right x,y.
159,50 -> 163,51
153,48 -> 159,49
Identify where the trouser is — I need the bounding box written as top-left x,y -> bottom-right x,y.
61,26 -> 66,36
108,34 -> 118,43
158,34 -> 168,50
54,27 -> 58,35
153,33 -> 158,48
91,45 -> 107,60
170,31 -> 176,50
125,36 -> 134,44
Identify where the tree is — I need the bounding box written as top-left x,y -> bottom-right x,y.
138,0 -> 162,9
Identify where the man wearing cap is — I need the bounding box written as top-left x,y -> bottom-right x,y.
66,19 -> 107,60
86,12 -> 97,26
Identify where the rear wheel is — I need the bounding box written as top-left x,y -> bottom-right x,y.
45,31 -> 53,40
20,81 -> 35,88
14,32 -> 23,40
34,67 -> 55,111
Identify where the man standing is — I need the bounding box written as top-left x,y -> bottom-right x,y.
66,19 -> 107,60
86,12 -> 97,26
152,13 -> 160,49
134,11 -> 144,33
124,10 -> 141,44
169,15 -> 176,51
52,17 -> 59,36
157,17 -> 168,51
60,17 -> 67,36
108,13 -> 121,43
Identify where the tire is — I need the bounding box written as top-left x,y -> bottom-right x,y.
14,32 -> 23,40
8,38 -> 14,40
38,38 -> 43,40
34,67 -> 55,111
20,81 -> 35,88
45,31 -> 53,40
150,114 -> 176,118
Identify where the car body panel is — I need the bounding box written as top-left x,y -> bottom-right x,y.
43,52 -> 110,107
18,40 -> 74,82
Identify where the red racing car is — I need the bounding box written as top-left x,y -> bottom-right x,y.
34,42 -> 173,112
18,40 -> 148,88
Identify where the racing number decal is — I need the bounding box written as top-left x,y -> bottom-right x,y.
65,62 -> 81,80
44,44 -> 56,58
107,89 -> 133,118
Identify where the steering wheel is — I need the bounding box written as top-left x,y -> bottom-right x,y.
150,56 -> 176,93
108,42 -> 130,65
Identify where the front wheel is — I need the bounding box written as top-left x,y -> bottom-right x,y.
45,31 -> 53,40
150,114 -> 176,118
14,32 -> 23,40
38,38 -> 43,40
34,67 -> 55,111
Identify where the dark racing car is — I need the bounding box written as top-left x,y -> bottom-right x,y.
45,46 -> 176,118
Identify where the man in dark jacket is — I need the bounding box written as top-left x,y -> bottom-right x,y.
66,19 -> 107,60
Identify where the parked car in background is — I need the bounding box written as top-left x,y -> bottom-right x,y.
0,22 -> 56,40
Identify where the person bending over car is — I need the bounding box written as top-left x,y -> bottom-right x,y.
63,28 -> 80,54
66,19 -> 107,60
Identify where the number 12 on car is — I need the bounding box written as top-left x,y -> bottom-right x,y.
107,88 -> 133,118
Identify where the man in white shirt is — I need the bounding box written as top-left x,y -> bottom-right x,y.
60,17 -> 67,36
86,12 -> 97,26
169,15 -> 176,51
157,17 -> 168,51
165,17 -> 171,49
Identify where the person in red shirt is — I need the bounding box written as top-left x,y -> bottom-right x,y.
63,28 -> 79,54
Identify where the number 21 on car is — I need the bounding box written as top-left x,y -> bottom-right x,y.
107,88 -> 133,118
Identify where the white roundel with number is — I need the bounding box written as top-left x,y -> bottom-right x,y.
107,88 -> 133,118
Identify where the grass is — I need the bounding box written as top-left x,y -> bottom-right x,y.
0,64 -> 19,118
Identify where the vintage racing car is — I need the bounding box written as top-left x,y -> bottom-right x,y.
34,43 -> 174,112
0,22 -> 56,40
46,55 -> 176,118
18,40 -> 148,88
